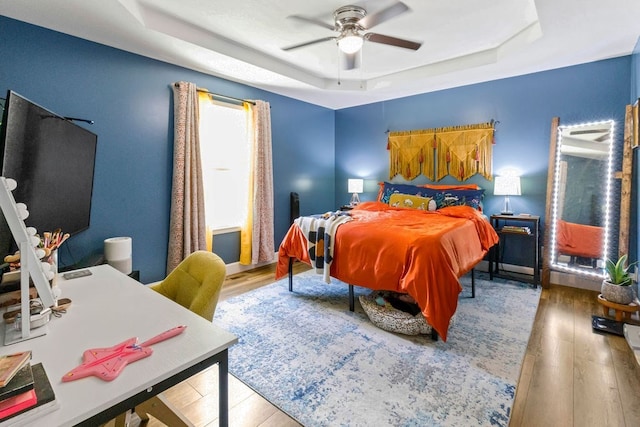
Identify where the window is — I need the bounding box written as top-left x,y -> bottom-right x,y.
198,96 -> 249,232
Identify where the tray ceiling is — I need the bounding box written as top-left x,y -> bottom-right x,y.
1,0 -> 639,109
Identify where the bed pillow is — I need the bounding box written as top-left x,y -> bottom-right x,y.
389,193 -> 437,211
430,189 -> 485,211
377,182 -> 434,204
378,182 -> 485,211
420,183 -> 480,190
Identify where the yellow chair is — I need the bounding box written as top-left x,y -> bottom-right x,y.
150,251 -> 226,322
113,251 -> 227,427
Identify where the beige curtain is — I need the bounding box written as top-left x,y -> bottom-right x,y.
240,100 -> 274,265
167,81 -> 206,274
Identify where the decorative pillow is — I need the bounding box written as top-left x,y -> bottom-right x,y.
430,189 -> 485,211
389,193 -> 437,211
420,183 -> 480,190
377,182 -> 434,204
378,182 -> 484,211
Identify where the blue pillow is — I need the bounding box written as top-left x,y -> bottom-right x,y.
379,182 -> 484,210
430,189 -> 485,210
379,182 -> 432,204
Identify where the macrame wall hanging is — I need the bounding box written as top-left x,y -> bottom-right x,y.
387,120 -> 495,181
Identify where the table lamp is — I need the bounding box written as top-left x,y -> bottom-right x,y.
494,175 -> 521,215
348,178 -> 363,206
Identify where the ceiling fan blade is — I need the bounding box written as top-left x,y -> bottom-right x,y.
342,52 -> 360,70
287,14 -> 335,31
358,1 -> 409,30
570,129 -> 609,135
282,37 -> 336,51
594,134 -> 611,142
366,33 -> 421,50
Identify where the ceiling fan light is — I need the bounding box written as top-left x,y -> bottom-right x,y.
338,34 -> 363,54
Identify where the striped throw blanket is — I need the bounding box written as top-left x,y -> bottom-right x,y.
294,212 -> 352,283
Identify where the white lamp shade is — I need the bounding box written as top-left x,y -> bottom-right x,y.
493,176 -> 521,196
348,179 -> 364,193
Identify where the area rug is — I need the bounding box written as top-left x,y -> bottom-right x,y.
214,270 -> 540,426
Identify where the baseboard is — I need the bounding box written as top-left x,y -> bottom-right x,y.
473,260 -> 490,273
550,270 -> 602,292
492,262 -> 534,276
224,252 -> 280,276
222,256 -> 610,294
224,258 -> 495,277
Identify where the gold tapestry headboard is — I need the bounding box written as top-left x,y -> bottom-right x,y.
387,120 -> 495,181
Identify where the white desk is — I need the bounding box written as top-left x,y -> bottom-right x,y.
0,265 -> 238,426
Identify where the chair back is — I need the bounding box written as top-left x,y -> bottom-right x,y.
151,251 -> 226,321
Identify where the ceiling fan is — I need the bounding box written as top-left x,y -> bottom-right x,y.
282,2 -> 421,70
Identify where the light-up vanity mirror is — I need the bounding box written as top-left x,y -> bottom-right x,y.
541,104 -> 638,290
549,119 -> 614,275
542,109 -> 634,288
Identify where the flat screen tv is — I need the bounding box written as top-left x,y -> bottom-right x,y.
0,90 -> 97,255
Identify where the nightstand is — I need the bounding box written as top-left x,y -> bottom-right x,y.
489,214 -> 540,287
339,205 -> 354,211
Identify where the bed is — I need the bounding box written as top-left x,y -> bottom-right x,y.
275,183 -> 499,341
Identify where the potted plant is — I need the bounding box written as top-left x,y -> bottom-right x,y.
601,254 -> 638,305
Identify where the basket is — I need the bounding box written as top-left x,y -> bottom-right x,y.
359,291 -> 455,336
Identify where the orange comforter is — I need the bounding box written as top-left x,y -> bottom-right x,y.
557,219 -> 603,259
276,201 -> 499,341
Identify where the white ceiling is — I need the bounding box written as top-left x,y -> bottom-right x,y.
1,0 -> 639,109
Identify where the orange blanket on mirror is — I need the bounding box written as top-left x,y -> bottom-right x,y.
276,202 -> 499,341
557,219 -> 604,259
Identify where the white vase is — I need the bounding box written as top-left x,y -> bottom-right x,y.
601,280 -> 635,305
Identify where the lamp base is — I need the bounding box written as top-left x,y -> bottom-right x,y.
501,196 -> 513,216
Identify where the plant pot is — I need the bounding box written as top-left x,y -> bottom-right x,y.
601,280 -> 636,305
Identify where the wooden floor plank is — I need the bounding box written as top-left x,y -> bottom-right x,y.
574,358 -> 625,427
517,338 -> 574,426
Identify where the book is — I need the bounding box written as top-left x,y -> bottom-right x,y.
0,364 -> 34,402
0,352 -> 31,388
500,225 -> 531,234
0,363 -> 58,425
0,389 -> 37,419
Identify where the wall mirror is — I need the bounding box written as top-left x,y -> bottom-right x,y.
542,118 -> 618,286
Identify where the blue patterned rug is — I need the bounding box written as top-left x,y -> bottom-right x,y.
215,270 -> 540,426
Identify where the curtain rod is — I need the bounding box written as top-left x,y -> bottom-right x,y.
195,87 -> 255,105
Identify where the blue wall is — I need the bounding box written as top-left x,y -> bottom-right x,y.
0,16 -> 335,282
633,37 -> 640,100
1,15 -> 636,282
632,37 -> 640,263
335,57 -> 631,266
335,58 -> 630,218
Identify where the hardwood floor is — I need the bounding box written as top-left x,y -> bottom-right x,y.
510,284 -> 640,427
112,264 -> 640,427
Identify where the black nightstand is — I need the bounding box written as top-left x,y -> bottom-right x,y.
489,214 -> 540,287
339,205 -> 354,211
